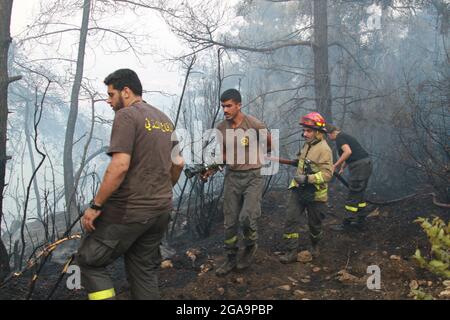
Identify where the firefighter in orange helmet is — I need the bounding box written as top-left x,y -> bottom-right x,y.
279,112 -> 333,263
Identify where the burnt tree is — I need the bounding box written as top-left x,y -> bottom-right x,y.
63,0 -> 91,221
0,0 -> 21,282
313,0 -> 332,121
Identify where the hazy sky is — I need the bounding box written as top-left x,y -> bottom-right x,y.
10,0 -> 187,115
4,1 -> 193,220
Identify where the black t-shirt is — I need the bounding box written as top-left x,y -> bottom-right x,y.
335,132 -> 369,163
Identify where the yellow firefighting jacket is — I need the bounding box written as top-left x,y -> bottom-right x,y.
288,138 -> 333,202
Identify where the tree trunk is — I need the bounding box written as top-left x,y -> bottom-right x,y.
63,0 -> 91,222
0,0 -> 14,282
313,0 -> 333,122
25,101 -> 42,221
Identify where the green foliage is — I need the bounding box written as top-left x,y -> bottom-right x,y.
413,217 -> 450,279
410,289 -> 434,300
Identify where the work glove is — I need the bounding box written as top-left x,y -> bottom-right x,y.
294,174 -> 308,185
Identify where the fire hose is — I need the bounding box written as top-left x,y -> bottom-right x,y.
266,156 -> 450,208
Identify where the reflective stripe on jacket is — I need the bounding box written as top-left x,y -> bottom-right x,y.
289,139 -> 333,202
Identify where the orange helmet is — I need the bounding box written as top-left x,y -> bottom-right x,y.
300,112 -> 327,132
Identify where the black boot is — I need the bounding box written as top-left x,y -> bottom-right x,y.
279,250 -> 298,264
330,217 -> 361,231
310,244 -> 320,258
356,215 -> 368,231
308,232 -> 321,258
237,244 -> 258,270
357,208 -> 368,223
216,254 -> 237,276
309,238 -> 320,258
330,220 -> 348,231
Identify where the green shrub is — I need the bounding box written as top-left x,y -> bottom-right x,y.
413,216 -> 450,279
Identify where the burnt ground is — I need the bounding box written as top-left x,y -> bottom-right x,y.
0,184 -> 449,300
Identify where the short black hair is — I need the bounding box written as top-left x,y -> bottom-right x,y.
220,89 -> 242,103
104,69 -> 143,96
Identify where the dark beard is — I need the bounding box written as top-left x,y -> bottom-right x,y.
114,96 -> 125,112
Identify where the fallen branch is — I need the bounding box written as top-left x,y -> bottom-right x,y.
0,234 -> 81,289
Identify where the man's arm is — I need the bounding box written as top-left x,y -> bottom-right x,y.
82,152 -> 131,232
333,144 -> 352,171
339,161 -> 348,174
171,154 -> 185,186
94,153 -> 131,205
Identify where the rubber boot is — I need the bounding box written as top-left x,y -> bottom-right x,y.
356,214 -> 368,231
330,217 -> 365,231
309,238 -> 320,259
237,244 -> 258,270
279,250 -> 298,264
215,254 -> 237,276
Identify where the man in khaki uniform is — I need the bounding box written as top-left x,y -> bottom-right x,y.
75,69 -> 184,300
279,112 -> 333,263
202,89 -> 271,276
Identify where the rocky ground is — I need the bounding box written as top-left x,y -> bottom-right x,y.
0,185 -> 449,300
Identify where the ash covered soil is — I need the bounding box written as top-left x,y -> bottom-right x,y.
1,185 -> 449,300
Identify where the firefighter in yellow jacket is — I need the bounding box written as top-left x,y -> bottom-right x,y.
279,112 -> 333,263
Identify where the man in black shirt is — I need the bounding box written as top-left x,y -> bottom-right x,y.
327,125 -> 372,230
